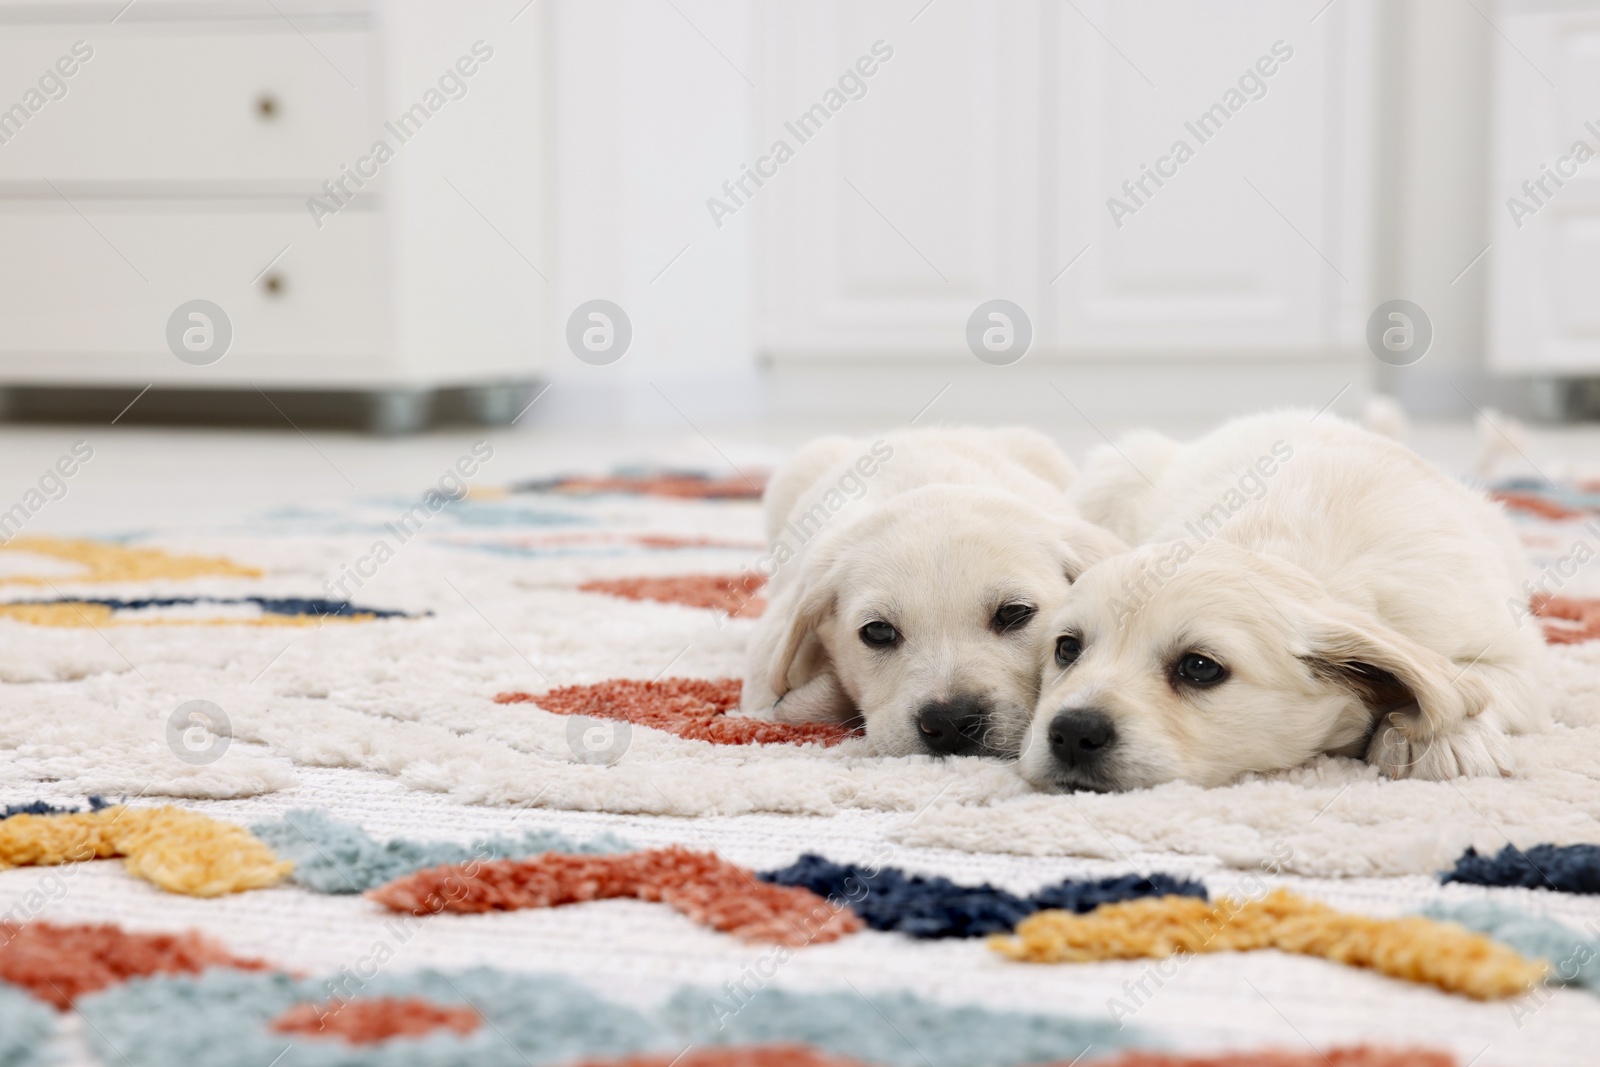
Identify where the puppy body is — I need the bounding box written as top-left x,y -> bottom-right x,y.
743,428 -> 1125,757
1022,411 -> 1548,791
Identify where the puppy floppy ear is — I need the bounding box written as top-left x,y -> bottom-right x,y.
767,577 -> 835,698
1056,518 -> 1128,582
1297,603 -> 1497,776
742,550 -> 857,724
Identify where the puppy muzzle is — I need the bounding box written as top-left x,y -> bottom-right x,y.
1033,707 -> 1120,790
914,696 -> 995,756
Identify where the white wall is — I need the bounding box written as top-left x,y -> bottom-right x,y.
547,0 -> 761,427
1375,0 -> 1528,417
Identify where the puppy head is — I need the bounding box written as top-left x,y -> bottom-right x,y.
1020,540 -> 1486,791
766,486 -> 1125,758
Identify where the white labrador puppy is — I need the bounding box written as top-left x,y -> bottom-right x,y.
743,428 -> 1126,757
1019,411 -> 1549,791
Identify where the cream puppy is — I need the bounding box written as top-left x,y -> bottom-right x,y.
1021,411 -> 1548,791
743,428 -> 1126,757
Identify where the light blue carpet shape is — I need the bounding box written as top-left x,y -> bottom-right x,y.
664,985 -> 1139,1067
250,808 -> 633,893
78,968 -> 665,1067
0,981 -> 56,1067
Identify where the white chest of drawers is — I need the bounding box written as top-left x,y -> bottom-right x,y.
0,0 -> 551,430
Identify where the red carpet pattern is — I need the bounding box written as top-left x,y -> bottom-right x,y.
366,846 -> 863,946
495,677 -> 856,747
580,573 -> 768,617
271,996 -> 482,1043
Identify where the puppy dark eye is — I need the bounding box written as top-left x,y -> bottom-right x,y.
1054,634 -> 1082,668
1175,652 -> 1226,686
992,603 -> 1036,633
859,621 -> 900,648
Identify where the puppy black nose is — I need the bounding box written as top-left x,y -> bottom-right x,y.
1048,709 -> 1115,768
915,698 -> 988,756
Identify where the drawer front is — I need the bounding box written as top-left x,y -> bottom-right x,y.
0,202 -> 388,372
0,25 -> 376,184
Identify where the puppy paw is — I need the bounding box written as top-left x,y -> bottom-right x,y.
770,671 -> 856,725
1366,713 -> 1514,780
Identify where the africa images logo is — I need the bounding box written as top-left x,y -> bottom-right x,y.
166,300 -> 233,365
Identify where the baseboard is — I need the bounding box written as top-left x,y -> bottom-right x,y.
0,382 -> 541,434
763,355 -> 1376,424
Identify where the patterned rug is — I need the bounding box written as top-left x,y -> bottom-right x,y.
1,462 -> 1598,1065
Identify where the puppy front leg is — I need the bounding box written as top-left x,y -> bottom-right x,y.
771,671 -> 857,725
1366,708 -> 1513,780
1366,654 -> 1548,780
1308,609 -> 1514,781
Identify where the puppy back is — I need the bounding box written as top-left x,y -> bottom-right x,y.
1065,429 -> 1183,543
762,436 -> 857,544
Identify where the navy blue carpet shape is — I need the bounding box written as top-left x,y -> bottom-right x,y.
1,796 -> 109,821
759,854 -> 1209,939
1442,843 -> 1600,894
0,596 -> 414,619
1029,872 -> 1209,913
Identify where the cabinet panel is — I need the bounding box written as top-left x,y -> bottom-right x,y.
1050,0 -> 1344,352
758,0 -> 1041,355
759,0 -> 1370,360
1488,7 -> 1600,373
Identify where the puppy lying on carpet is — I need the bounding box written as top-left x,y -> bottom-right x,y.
743,428 -> 1125,757
1020,411 -> 1549,792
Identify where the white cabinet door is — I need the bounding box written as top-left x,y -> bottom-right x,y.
756,0 -> 1042,357
758,0 -> 1372,360
1049,0 -> 1365,356
1488,2 -> 1600,375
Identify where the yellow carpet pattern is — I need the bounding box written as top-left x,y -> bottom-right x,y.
0,806 -> 291,897
990,888 -> 1546,1000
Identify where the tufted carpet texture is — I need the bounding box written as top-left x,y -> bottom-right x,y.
1,428 -> 1599,1065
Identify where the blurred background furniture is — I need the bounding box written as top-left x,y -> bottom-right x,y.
0,0 -> 1591,430
754,1 -> 1372,419
0,0 -> 550,432
1488,0 -> 1600,420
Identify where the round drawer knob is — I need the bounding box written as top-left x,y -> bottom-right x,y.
256,94 -> 280,121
